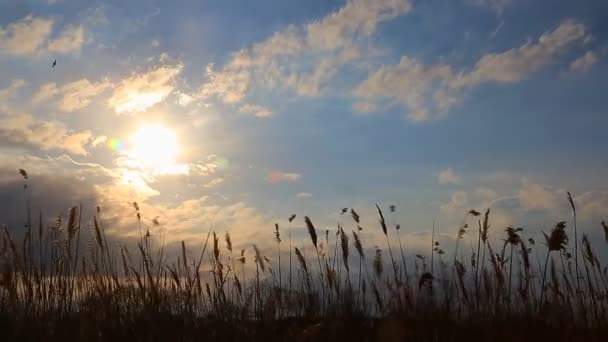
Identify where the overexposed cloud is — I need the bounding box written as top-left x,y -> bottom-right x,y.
108,63 -> 183,114
438,168 -> 463,185
176,92 -> 195,106
570,51 -> 597,73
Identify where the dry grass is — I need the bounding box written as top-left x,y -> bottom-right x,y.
0,172 -> 607,341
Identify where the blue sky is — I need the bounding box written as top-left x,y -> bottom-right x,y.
0,0 -> 607,255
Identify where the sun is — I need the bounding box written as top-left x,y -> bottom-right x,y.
128,124 -> 179,169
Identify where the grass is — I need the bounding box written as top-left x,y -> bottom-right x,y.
1,170 -> 608,341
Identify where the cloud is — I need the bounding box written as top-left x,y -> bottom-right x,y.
0,154 -> 276,257
297,192 -> 313,199
108,63 -> 183,114
0,167 -> 100,236
441,191 -> 468,214
238,104 -> 272,118
90,135 -> 107,147
453,20 -> 589,87
269,171 -> 302,183
0,15 -> 85,56
475,187 -> 498,201
355,20 -> 590,121
438,168 -> 463,185
200,0 -> 413,113
570,51 -> 597,73
355,56 -> 454,122
34,79 -> 113,112
305,0 -> 412,51
204,177 -> 225,189
517,182 -> 557,211
0,112 -> 94,155
574,191 -> 608,220
176,92 -> 194,106
0,15 -> 54,55
0,80 -> 26,108
47,25 -> 84,54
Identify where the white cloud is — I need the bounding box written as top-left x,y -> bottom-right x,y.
97,193 -> 274,247
0,80 -> 26,107
305,0 -> 412,51
517,182 -> 557,211
204,177 -> 225,189
35,79 -> 113,112
453,20 -> 589,87
176,92 -> 194,106
441,191 -> 468,214
47,25 -> 84,54
356,20 -> 590,122
0,15 -> 85,56
354,56 -> 454,122
201,59 -> 250,104
0,15 -> 54,55
90,135 -> 107,147
438,168 -> 463,185
238,104 -> 272,118
0,112 -> 93,155
574,191 -> 608,220
108,63 -> 183,114
199,0 -> 413,114
33,83 -> 59,103
297,192 -> 313,199
570,51 -> 597,73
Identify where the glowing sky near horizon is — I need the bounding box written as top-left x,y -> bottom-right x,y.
0,0 -> 607,253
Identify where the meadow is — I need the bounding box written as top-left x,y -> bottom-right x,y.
1,170 -> 607,341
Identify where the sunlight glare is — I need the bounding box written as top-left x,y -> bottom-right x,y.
129,124 -> 179,170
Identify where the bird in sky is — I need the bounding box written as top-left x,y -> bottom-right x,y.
52,59 -> 56,68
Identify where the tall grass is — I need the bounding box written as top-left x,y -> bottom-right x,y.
0,172 -> 607,340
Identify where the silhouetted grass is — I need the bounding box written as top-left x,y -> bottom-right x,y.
1,170 -> 607,341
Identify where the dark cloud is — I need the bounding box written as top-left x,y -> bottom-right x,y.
0,167 -> 100,239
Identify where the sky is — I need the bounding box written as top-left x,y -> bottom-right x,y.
0,0 -> 607,258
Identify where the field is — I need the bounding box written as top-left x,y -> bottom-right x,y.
1,174 -> 608,341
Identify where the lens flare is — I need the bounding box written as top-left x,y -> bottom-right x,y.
106,138 -> 124,152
